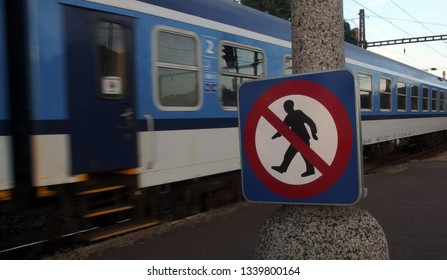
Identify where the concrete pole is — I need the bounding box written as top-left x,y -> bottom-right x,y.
291,0 -> 344,73
255,0 -> 389,259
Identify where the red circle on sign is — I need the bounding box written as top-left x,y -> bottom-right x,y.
243,80 -> 353,198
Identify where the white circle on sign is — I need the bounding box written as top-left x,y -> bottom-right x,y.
255,94 -> 338,185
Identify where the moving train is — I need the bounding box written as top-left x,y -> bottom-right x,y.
1,0 -> 446,243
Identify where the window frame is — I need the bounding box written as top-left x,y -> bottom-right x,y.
379,76 -> 392,111
283,54 -> 293,76
431,88 -> 438,112
219,41 -> 265,110
441,90 -> 447,112
411,84 -> 419,112
422,86 -> 429,112
396,81 -> 407,112
357,72 -> 373,111
97,21 -> 127,100
152,25 -> 202,111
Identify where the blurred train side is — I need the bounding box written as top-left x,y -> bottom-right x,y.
0,0 -> 290,211
0,0 -> 446,213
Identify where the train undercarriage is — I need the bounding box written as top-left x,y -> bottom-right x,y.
1,129 -> 447,258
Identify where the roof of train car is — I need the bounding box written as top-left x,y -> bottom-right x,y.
142,0 -> 291,41
143,0 -> 445,85
346,43 -> 445,85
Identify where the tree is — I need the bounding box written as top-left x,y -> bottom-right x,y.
344,21 -> 357,45
237,0 -> 358,45
240,0 -> 291,20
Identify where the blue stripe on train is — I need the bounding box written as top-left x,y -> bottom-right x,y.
361,113 -> 447,121
151,118 -> 238,131
28,118 -> 239,135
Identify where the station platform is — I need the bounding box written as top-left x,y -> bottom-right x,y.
48,150 -> 447,260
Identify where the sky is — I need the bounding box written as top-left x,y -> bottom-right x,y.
343,0 -> 447,78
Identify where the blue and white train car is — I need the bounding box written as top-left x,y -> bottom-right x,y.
1,0 -> 295,236
1,0 -> 446,240
6,0 -> 293,193
347,44 -> 447,150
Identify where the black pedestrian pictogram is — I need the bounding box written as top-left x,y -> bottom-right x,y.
271,100 -> 318,177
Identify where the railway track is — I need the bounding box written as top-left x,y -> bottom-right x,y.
0,214 -> 141,259
363,142 -> 447,174
0,171 -> 241,259
0,205 -> 94,259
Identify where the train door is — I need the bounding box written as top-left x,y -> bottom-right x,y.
65,6 -> 137,174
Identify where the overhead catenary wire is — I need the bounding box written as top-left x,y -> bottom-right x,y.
389,0 -> 447,50
348,0 -> 447,71
347,16 -> 447,28
351,0 -> 414,38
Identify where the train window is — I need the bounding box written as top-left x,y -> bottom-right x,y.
357,73 -> 372,110
284,55 -> 293,75
397,81 -> 407,111
379,77 -> 392,110
97,22 -> 126,98
154,28 -> 200,108
431,89 -> 438,112
411,84 -> 419,111
422,87 -> 429,111
441,91 -> 447,112
220,43 -> 264,108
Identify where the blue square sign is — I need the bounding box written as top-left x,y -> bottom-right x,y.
238,69 -> 363,205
